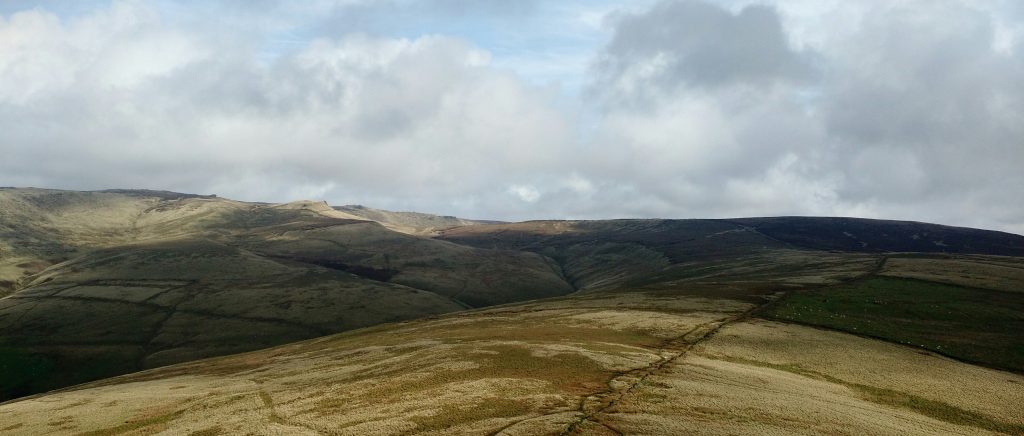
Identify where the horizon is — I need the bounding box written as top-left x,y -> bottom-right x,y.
2,1 -> 1023,234
6,185 -> 1023,236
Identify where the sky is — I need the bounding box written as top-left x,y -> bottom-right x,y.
1,0 -> 1023,233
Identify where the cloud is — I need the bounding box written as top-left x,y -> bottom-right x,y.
508,185 -> 541,203
0,1 -> 574,217
571,0 -> 1024,232
0,0 -> 1022,233
597,1 -> 813,96
817,0 -> 1024,229
574,1 -> 833,219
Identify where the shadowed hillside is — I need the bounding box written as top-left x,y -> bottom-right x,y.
728,217 -> 1024,256
438,218 -> 1024,291
0,188 -> 571,400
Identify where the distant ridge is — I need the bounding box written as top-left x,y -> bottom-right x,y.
95,189 -> 217,200
727,216 -> 1024,256
334,204 -> 501,235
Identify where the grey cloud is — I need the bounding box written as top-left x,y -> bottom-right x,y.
0,5 -> 571,215
578,1 -> 829,220
596,0 -> 814,105
821,2 -> 1024,206
1,0 -> 1023,234
573,0 -> 1024,233
824,4 -> 1011,144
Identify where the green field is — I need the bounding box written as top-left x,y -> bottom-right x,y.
764,276 -> 1024,372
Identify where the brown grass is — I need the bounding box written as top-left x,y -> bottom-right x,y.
76,409 -> 184,436
709,354 -> 1024,434
1,291 -> 1021,435
186,426 -> 222,436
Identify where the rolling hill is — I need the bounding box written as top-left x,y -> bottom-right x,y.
0,188 -> 571,399
0,188 -> 1022,435
1,248 -> 1022,435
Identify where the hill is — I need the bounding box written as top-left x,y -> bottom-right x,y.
0,188 -> 571,399
1,249 -> 1021,435
1,188 -> 1022,435
728,216 -> 1024,256
438,217 -> 1024,291
333,204 -> 499,235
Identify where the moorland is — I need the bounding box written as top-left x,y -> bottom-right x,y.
0,188 -> 1022,435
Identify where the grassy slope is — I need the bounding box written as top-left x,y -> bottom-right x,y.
0,287 -> 1021,435
439,220 -> 797,292
0,240 -> 468,400
0,189 -> 573,401
333,204 -> 494,235
440,217 -> 1024,294
881,254 -> 1024,294
763,276 -> 1024,372
3,188 -> 1024,430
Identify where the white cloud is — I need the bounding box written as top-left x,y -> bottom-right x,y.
0,2 -> 574,218
508,185 -> 541,203
0,0 -> 1022,233
564,173 -> 595,195
577,0 -> 1024,231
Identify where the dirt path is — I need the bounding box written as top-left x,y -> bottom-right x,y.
483,306 -> 758,436
556,302 -> 767,435
550,257 -> 889,435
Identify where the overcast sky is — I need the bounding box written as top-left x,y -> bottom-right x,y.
2,0 -> 1022,233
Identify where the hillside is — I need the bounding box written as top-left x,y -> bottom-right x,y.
333,205 -> 498,235
0,188 -> 572,399
1,250 -> 1021,435
728,217 -> 1024,256
1,188 -> 1023,435
438,218 -> 1024,291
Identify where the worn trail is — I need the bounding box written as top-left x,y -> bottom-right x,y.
558,301 -> 767,435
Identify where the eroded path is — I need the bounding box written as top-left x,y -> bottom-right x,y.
566,315 -> 756,434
